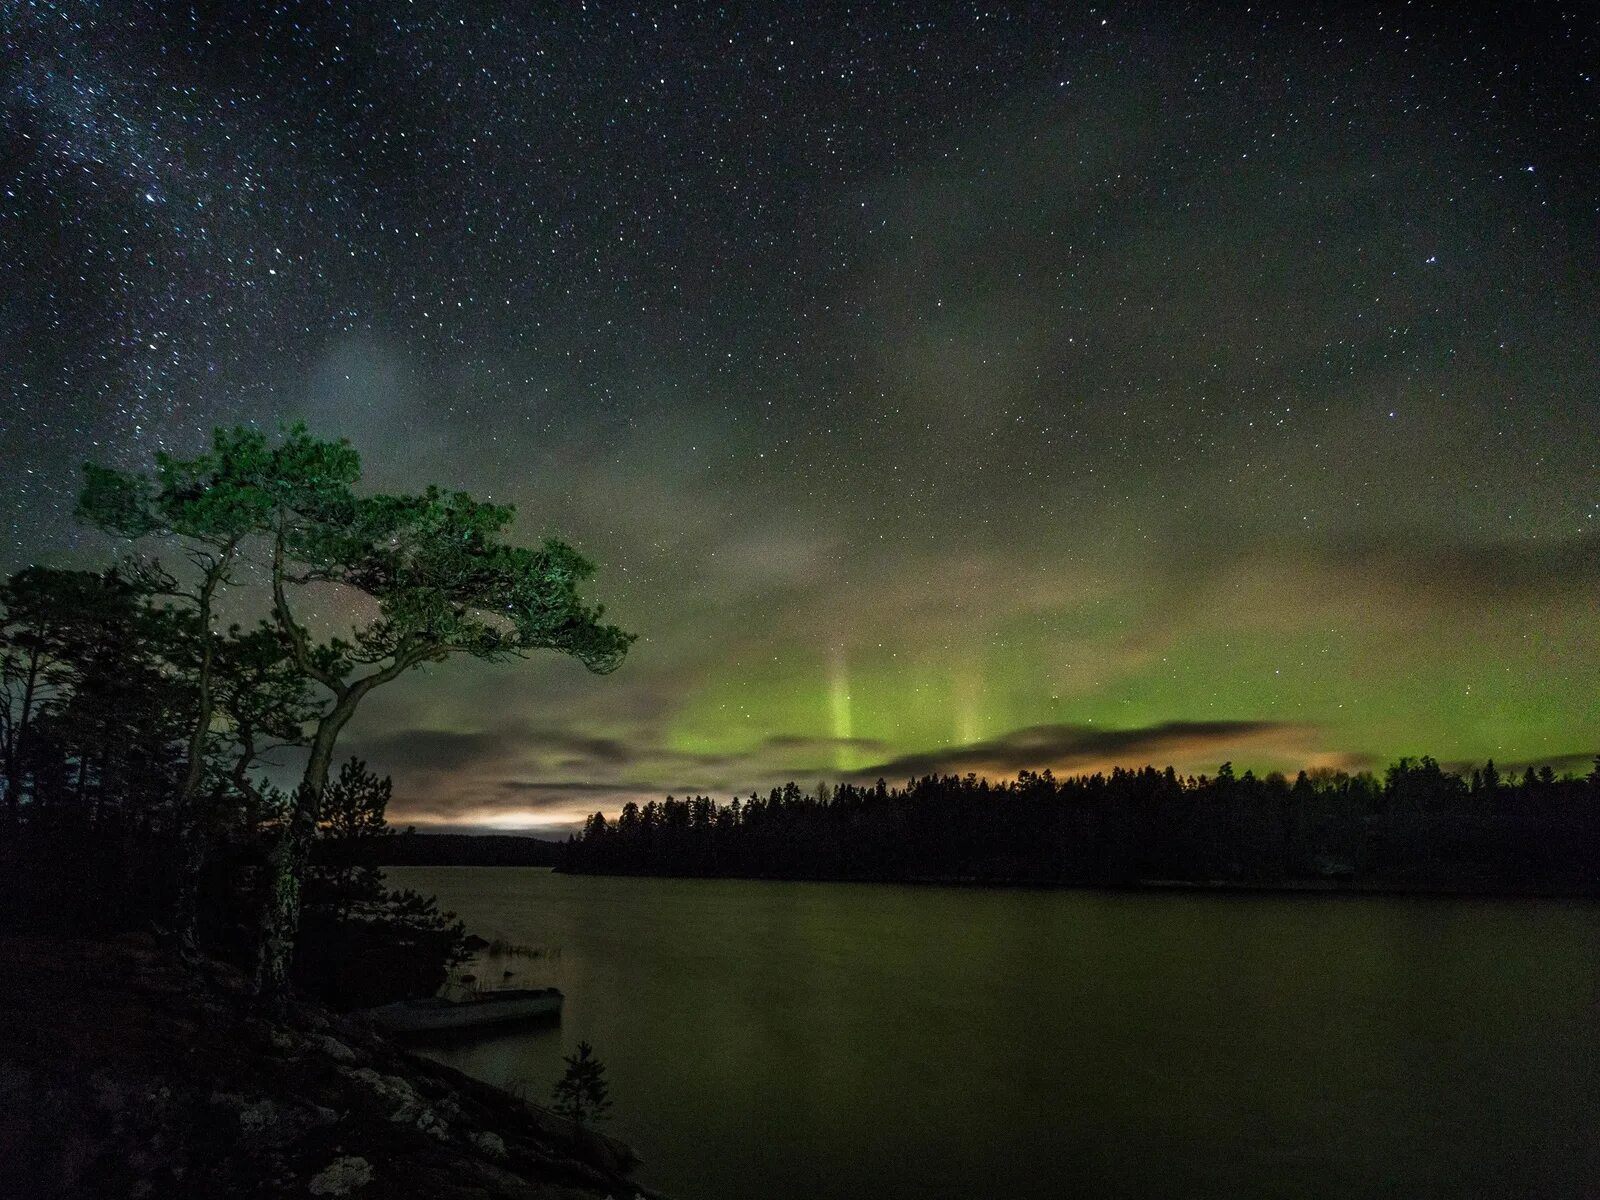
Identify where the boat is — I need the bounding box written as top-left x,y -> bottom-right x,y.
365,987 -> 564,1036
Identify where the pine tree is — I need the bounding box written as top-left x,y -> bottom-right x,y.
552,1041 -> 613,1130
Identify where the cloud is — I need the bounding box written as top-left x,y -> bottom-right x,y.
497,779 -> 661,796
364,718 -> 890,829
345,727 -> 510,772
1318,530 -> 1600,603
360,721 -> 885,777
520,729 -> 635,765
386,718 -> 1358,833
347,721 -> 646,774
398,779 -> 699,832
758,733 -> 887,754
847,719 -> 1328,782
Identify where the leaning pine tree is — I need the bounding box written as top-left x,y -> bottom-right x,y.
255,462 -> 634,1000
77,423 -> 634,1000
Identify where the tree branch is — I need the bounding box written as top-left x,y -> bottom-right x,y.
271,528 -> 341,694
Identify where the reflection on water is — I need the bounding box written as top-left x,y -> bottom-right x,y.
389,867 -> 1600,1200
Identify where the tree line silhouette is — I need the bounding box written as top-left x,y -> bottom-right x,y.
347,830 -> 565,868
562,759 -> 1600,894
1,423 -> 631,1006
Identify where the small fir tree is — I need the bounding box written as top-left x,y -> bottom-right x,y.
552,1041 -> 613,1130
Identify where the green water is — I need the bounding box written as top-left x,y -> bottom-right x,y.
388,867 -> 1600,1199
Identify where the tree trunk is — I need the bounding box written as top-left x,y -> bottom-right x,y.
2,654 -> 39,829
164,559 -> 230,958
250,531 -> 422,1001
251,689 -> 361,1002
252,782 -> 317,1003
166,828 -> 210,960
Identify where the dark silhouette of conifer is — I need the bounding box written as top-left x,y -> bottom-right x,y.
552,1041 -> 613,1129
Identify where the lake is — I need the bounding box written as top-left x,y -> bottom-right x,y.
388,867 -> 1600,1199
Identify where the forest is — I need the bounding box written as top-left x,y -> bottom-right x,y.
561,760 -> 1600,895
0,424 -> 632,1009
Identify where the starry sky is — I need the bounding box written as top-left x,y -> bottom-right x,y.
4,2 -> 1598,831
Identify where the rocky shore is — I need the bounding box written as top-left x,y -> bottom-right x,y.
0,935 -> 662,1199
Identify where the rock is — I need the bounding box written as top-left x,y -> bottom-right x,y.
340,1066 -> 417,1109
88,1070 -> 128,1113
0,1063 -> 29,1099
3,937 -> 655,1200
237,1097 -> 281,1136
471,1130 -> 508,1159
339,1066 -> 448,1138
246,1017 -> 305,1056
576,1129 -> 630,1177
307,1154 -> 373,1195
402,1098 -> 450,1140
211,1090 -> 340,1148
313,1033 -> 359,1064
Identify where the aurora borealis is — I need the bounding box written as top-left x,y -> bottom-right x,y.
4,3 -> 1597,830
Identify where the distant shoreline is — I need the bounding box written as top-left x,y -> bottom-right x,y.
539,866 -> 1600,901
326,830 -> 565,868
331,855 -> 1600,901
556,766 -> 1600,900
361,833 -> 1600,900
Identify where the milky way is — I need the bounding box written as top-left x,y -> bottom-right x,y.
4,2 -> 1598,829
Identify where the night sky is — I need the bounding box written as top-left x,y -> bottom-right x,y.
4,2 -> 1597,831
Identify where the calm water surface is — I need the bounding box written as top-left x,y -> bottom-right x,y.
388,867 -> 1600,1200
